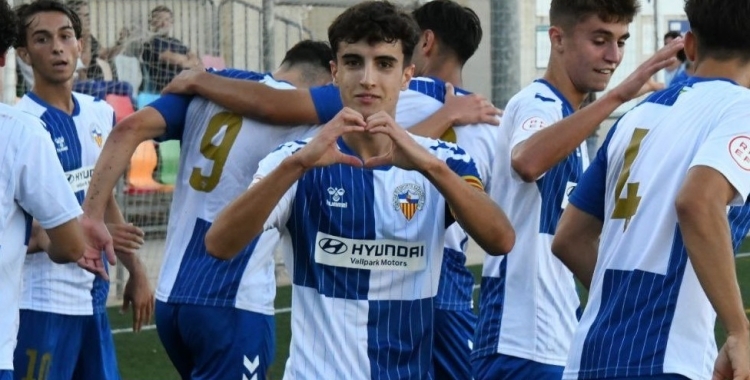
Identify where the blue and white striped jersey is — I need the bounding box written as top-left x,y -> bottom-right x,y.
256,134 -> 483,379
565,77 -> 750,380
15,92 -> 114,315
149,69 -> 320,315
310,77 -> 498,311
0,103 -> 82,370
475,79 -> 587,366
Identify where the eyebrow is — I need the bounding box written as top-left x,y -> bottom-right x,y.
591,29 -> 631,40
374,55 -> 398,63
31,25 -> 74,37
341,53 -> 363,60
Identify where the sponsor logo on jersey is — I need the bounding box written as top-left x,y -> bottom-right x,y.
66,165 -> 95,193
54,136 -> 68,153
326,187 -> 347,208
729,136 -> 750,171
521,117 -> 546,131
392,183 -> 425,221
314,231 -> 426,271
91,124 -> 103,147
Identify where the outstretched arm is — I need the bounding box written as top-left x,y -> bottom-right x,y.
162,69 -> 320,125
409,83 -> 501,139
512,38 -> 684,182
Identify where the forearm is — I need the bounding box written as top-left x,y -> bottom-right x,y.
408,107 -> 455,139
421,160 -> 514,255
189,72 -> 318,125
206,157 -> 305,259
678,201 -> 749,335
512,92 -> 622,181
552,234 -> 598,289
104,194 -> 146,275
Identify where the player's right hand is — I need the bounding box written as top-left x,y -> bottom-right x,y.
610,36 -> 684,103
713,333 -> 750,380
443,82 -> 501,126
161,68 -> 206,95
79,215 -> 116,281
291,107 -> 365,169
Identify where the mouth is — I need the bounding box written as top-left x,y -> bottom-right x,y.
354,93 -> 381,105
52,60 -> 69,69
594,69 -> 614,75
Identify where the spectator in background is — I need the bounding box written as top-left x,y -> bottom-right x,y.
142,5 -> 200,92
65,0 -> 128,81
663,30 -> 687,86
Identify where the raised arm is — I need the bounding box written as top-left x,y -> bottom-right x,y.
676,166 -> 749,378
409,83 -> 501,139
162,69 -> 320,125
512,38 -> 684,182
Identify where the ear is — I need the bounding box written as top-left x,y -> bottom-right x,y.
0,52 -> 6,67
17,47 -> 31,66
401,63 -> 414,90
549,26 -> 565,54
330,59 -> 339,86
683,31 -> 697,63
422,30 -> 436,55
76,38 -> 83,54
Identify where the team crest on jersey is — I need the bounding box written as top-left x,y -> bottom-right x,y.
326,187 -> 347,208
729,136 -> 750,171
392,183 -> 425,221
54,136 -> 68,153
91,124 -> 103,147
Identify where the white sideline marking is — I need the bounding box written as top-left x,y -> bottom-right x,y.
112,255 -> 750,335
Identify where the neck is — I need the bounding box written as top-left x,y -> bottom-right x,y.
341,130 -> 393,161
272,68 -> 300,87
542,59 -> 587,109
693,58 -> 750,88
31,78 -> 74,114
422,57 -> 463,87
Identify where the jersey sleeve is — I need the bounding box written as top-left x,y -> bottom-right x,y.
15,121 -> 82,229
148,94 -> 194,141
569,124 -> 617,220
429,138 -> 484,191
309,84 -> 343,123
508,97 -> 560,151
690,103 -> 750,205
251,140 -> 308,230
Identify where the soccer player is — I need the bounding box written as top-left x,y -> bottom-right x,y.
472,0 -> 685,378
204,2 -> 514,379
552,0 -> 750,378
81,40 -> 334,380
0,2 -> 86,378
12,2 -> 151,379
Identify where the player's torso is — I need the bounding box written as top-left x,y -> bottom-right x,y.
569,80 -> 750,379
476,80 -> 583,365
15,92 -> 112,315
158,93 -> 320,314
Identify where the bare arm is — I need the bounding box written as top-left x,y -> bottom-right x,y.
158,50 -> 199,68
409,83 -> 501,139
162,70 -> 319,125
512,39 -> 684,182
45,219 -> 86,264
676,166 -> 749,343
552,205 -> 602,289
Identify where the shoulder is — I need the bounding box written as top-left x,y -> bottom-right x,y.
412,133 -> 472,162
0,104 -> 48,143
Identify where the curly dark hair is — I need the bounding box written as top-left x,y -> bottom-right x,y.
550,0 -> 640,31
412,0 -> 482,65
328,1 -> 420,66
0,0 -> 18,56
14,0 -> 82,48
685,0 -> 750,62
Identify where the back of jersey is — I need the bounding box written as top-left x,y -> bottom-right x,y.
566,77 -> 750,380
156,72 -> 320,315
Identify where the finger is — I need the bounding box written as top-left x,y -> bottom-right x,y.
366,125 -> 392,136
337,125 -> 366,135
105,242 -> 117,266
134,305 -> 142,332
481,115 -> 501,126
339,111 -> 366,127
121,298 -> 130,314
336,153 -> 364,168
444,82 -> 456,98
363,155 -> 390,168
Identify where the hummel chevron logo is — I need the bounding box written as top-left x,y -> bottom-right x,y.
242,355 -> 259,380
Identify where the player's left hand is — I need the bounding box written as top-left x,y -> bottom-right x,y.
363,111 -> 439,171
79,215 -> 117,280
161,68 -> 205,95
107,223 -> 145,256
444,82 -> 501,127
121,270 -> 154,333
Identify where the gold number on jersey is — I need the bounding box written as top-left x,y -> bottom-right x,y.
189,112 -> 242,192
611,128 -> 649,230
22,349 -> 51,380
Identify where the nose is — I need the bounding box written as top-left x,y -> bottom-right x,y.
604,41 -> 622,64
52,36 -> 65,54
359,62 -> 375,88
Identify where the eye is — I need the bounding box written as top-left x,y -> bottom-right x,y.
617,40 -> 626,48
35,36 -> 48,44
378,61 -> 394,69
592,39 -> 606,46
343,59 -> 360,67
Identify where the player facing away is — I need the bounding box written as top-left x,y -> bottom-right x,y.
11,1 -> 151,379
472,0 -> 686,378
81,41 -> 333,380
203,1 -> 514,379
0,2 -> 86,378
552,0 -> 750,378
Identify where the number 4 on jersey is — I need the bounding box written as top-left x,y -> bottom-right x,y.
611,128 -> 649,230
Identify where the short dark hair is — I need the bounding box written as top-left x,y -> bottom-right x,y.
328,1 -> 420,66
14,0 -> 81,48
685,0 -> 750,62
550,0 -> 640,31
151,5 -> 173,17
281,40 -> 332,71
0,0 -> 19,56
663,30 -> 682,41
65,0 -> 88,13
412,0 -> 481,65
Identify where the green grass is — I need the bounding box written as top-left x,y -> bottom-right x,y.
112,257 -> 750,379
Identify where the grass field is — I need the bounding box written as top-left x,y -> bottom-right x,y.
110,254 -> 750,380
